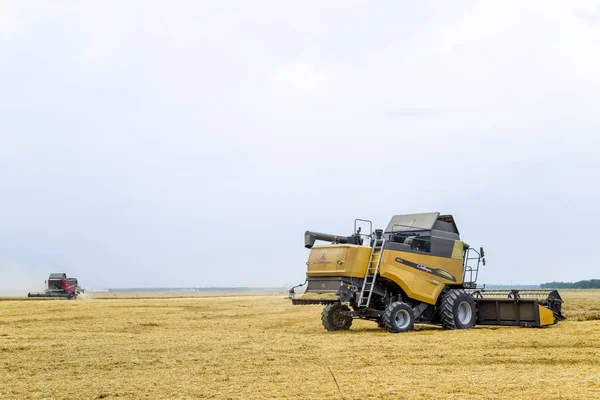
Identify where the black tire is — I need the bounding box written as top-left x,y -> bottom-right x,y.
321,303 -> 352,331
439,289 -> 476,330
384,302 -> 414,333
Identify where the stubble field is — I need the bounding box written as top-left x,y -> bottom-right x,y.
1,291 -> 599,399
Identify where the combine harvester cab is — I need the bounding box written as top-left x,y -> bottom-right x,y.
289,212 -> 565,333
28,273 -> 81,300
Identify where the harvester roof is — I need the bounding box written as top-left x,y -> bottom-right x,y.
385,212 -> 459,235
48,273 -> 67,280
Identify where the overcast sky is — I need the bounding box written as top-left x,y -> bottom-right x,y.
1,1 -> 599,293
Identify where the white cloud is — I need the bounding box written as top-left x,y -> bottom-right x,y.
552,2 -> 600,82
266,61 -> 332,104
0,0 -> 21,39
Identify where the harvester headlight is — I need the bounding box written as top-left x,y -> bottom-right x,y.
337,260 -> 344,265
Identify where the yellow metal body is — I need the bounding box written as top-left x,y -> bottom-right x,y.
302,239 -> 563,328
306,241 -> 466,305
306,245 -> 371,278
379,246 -> 463,305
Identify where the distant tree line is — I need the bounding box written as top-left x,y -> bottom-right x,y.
540,279 -> 600,289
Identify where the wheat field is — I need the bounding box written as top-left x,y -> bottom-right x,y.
1,291 -> 599,400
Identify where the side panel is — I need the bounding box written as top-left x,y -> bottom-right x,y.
539,305 -> 556,326
379,247 -> 464,304
306,245 -> 371,278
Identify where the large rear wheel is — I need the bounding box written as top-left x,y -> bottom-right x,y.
384,301 -> 414,333
321,303 -> 352,331
439,289 -> 476,329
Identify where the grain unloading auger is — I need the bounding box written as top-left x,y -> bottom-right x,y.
289,212 -> 565,333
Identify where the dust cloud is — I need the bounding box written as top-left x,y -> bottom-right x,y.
1,264 -> 49,296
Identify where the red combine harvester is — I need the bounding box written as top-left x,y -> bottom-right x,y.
28,273 -> 83,300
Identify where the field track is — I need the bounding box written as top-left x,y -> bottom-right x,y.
1,291 -> 599,399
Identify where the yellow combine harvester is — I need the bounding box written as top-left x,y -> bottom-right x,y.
289,212 -> 565,333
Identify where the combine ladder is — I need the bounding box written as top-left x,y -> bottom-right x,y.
358,238 -> 386,308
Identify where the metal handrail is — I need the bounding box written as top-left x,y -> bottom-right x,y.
354,218 -> 373,239
463,247 -> 483,284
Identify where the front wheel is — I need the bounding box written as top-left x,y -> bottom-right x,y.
384,301 -> 414,333
321,303 -> 352,331
439,289 -> 476,329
